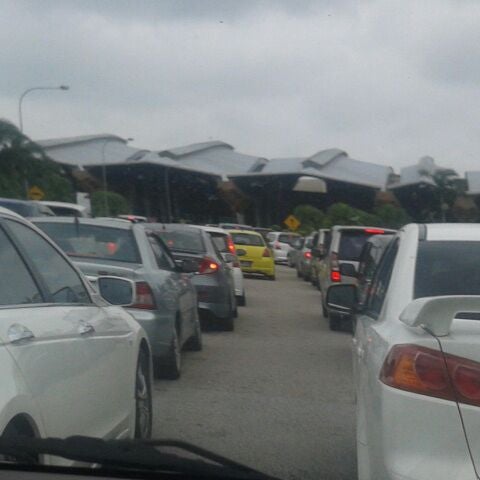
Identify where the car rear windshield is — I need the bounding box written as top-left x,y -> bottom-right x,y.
278,233 -> 300,245
0,201 -> 32,217
338,231 -> 378,261
231,232 -> 264,246
210,232 -> 229,252
155,229 -> 205,253
415,241 -> 480,298
35,222 -> 140,263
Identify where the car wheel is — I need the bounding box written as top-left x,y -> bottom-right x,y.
316,274 -> 321,291
296,268 -> 302,278
268,274 -> 276,281
1,421 -> 39,464
156,327 -> 181,380
236,293 -> 246,306
185,315 -> 203,351
135,349 -> 152,439
329,313 -> 341,331
223,314 -> 235,331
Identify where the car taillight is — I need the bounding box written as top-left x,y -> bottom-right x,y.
380,344 -> 480,407
227,236 -> 236,254
330,252 -> 341,282
365,228 -> 385,234
132,282 -> 156,310
274,242 -> 281,250
199,257 -> 220,274
304,251 -> 312,259
263,248 -> 271,257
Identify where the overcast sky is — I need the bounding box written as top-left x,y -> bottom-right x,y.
1,0 -> 480,173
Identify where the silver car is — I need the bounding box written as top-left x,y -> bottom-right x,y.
148,224 -> 238,331
295,235 -> 314,281
33,217 -> 201,380
266,231 -> 301,264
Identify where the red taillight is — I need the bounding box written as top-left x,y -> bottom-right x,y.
132,282 -> 156,310
263,248 -> 271,257
364,228 -> 385,234
330,270 -> 341,282
274,242 -> 281,250
330,252 -> 341,282
304,251 -> 312,259
227,236 -> 236,254
380,344 -> 480,407
199,257 -> 220,274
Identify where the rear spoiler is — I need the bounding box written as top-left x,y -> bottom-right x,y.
400,296 -> 480,337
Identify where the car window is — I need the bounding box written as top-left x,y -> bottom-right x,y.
415,241 -> 480,298
231,232 -> 264,246
0,201 -> 31,217
366,239 -> 399,317
278,233 -> 299,245
357,243 -> 376,306
0,225 -> 43,305
305,237 -> 313,249
34,222 -> 140,263
6,220 -> 90,304
155,229 -> 205,253
338,231 -> 371,261
148,234 -> 176,271
210,232 -> 229,253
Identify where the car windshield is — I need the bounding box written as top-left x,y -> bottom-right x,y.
338,231 -> 373,261
231,232 -> 264,246
35,222 -> 140,263
0,201 -> 32,217
3,1 -> 480,478
155,229 -> 205,253
415,241 -> 480,298
209,233 -> 229,252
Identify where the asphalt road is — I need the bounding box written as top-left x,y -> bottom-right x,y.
152,266 -> 356,480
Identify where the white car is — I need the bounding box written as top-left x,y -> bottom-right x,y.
200,226 -> 246,306
266,231 -> 301,264
39,200 -> 90,217
0,207 -> 152,459
327,223 -> 480,480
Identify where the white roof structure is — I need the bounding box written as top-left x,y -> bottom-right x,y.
37,134 -> 393,190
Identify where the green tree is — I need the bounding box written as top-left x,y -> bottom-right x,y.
0,119 -> 74,201
91,190 -> 130,217
293,204 -> 327,234
372,204 -> 411,229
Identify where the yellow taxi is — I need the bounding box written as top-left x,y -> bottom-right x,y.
228,229 -> 276,280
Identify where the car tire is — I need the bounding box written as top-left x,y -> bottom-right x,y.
185,315 -> 203,351
236,293 -> 246,306
156,327 -> 181,380
297,268 -> 302,278
1,420 -> 39,464
268,274 -> 276,281
223,314 -> 235,331
135,348 -> 152,439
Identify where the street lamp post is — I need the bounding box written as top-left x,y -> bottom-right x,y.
101,137 -> 134,216
18,85 -> 69,132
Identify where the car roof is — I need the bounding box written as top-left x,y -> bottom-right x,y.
332,225 -> 396,233
31,216 -> 134,230
145,223 -> 205,233
228,229 -> 263,237
39,201 -> 86,211
199,225 -> 229,235
424,223 -> 480,241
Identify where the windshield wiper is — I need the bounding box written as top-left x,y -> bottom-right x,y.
0,436 -> 276,479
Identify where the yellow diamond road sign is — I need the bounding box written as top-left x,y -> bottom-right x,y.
284,214 -> 301,231
28,185 -> 45,201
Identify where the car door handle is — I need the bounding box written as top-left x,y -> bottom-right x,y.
78,323 -> 95,335
8,324 -> 35,344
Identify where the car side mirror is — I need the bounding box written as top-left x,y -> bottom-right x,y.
326,284 -> 358,314
97,276 -> 135,306
236,248 -> 247,257
223,252 -> 236,263
340,263 -> 357,277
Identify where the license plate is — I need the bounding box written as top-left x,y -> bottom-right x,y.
240,261 -> 252,267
